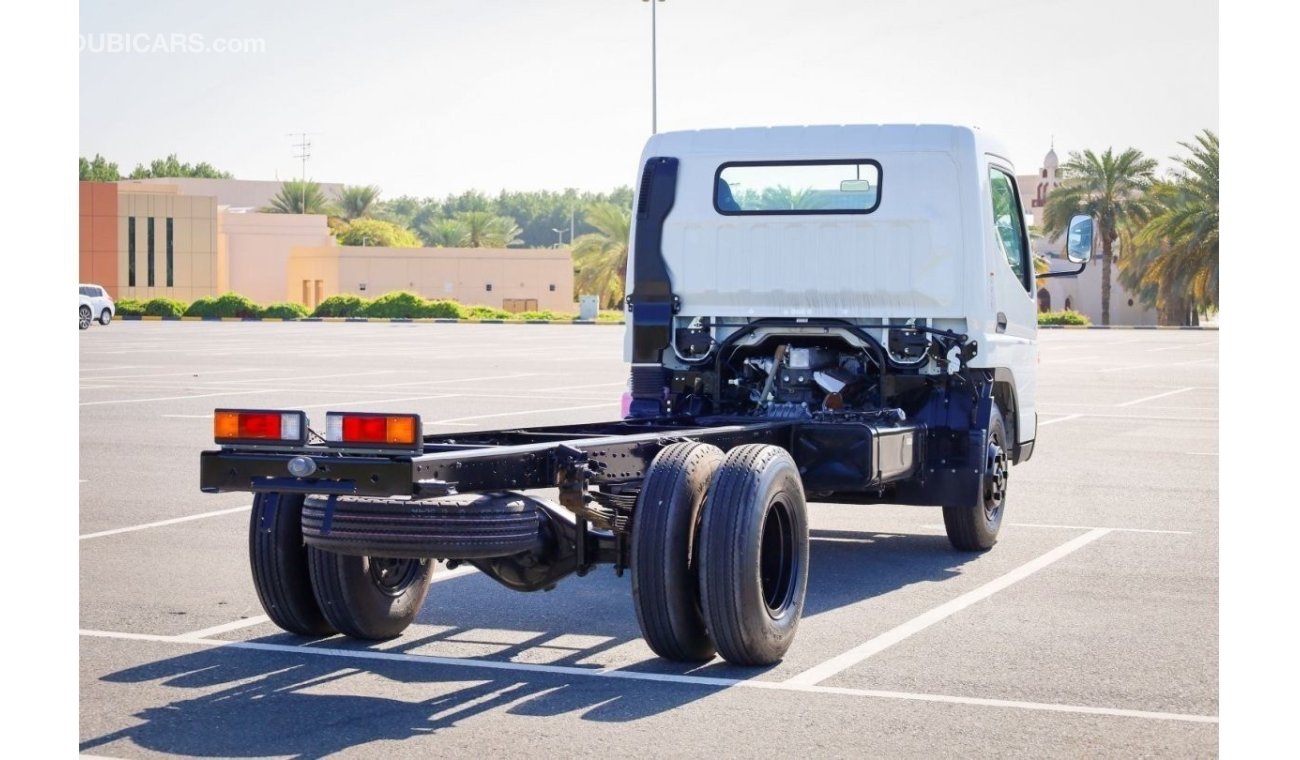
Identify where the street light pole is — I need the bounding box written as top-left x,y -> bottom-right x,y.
643,0 -> 664,134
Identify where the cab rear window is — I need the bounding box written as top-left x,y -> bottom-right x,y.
714,160 -> 882,215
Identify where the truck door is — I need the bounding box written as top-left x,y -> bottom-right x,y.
985,161 -> 1038,446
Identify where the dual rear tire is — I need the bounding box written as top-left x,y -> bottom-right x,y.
248,492 -> 433,640
631,443 -> 809,666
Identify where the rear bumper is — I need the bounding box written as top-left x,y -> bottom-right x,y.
200,450 -> 422,498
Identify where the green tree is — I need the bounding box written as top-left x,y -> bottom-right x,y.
454,211 -> 523,247
760,185 -> 818,210
128,153 -> 233,179
1134,130 -> 1219,321
422,218 -> 470,247
335,218 -> 422,248
79,154 -> 120,181
572,202 -> 632,308
335,185 -> 382,221
262,180 -> 332,214
1043,148 -> 1158,325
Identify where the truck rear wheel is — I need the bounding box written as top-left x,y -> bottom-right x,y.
698,445 -> 809,666
248,493 -> 335,636
307,547 -> 433,640
943,403 -> 1009,551
631,442 -> 724,662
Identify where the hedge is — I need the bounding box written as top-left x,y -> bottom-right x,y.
114,290 -> 614,322
1038,309 -> 1091,326
115,298 -> 146,317
312,294 -> 369,318
143,297 -> 187,319
260,302 -> 310,320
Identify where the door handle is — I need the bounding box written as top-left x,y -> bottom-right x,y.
996,312 -> 1008,333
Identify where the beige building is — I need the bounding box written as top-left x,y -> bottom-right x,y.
218,211 -> 336,304
1015,148 -> 1156,325
288,246 -> 575,312
80,180 -> 576,313
121,177 -> 345,212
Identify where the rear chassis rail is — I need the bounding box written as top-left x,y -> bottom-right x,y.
200,416 -> 925,500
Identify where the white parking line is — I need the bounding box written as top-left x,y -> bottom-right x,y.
79,368 -> 266,382
1037,414 -> 1083,427
1117,387 -> 1194,408
80,389 -> 280,407
295,393 -> 461,410
174,566 -> 480,640
430,402 -> 614,425
77,627 -> 1216,724
921,523 -> 1194,535
784,529 -> 1112,687
1098,358 -> 1215,374
79,505 -> 251,541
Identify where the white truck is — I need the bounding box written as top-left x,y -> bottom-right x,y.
200,124 -> 1094,666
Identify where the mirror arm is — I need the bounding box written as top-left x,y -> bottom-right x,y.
1038,260 -> 1088,279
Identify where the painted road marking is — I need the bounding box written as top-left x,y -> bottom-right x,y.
79,505 -> 252,541
784,529 -> 1112,687
77,627 -> 1216,724
1038,414 -> 1083,427
1117,387 -> 1195,408
921,523 -> 1194,535
174,566 -> 480,640
80,389 -> 280,407
431,402 -> 614,425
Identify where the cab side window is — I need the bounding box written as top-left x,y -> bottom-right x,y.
988,168 -> 1031,292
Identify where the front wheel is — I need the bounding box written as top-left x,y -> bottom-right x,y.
698,444 -> 809,666
308,548 -> 433,639
79,306 -> 92,330
99,308 -> 112,325
942,403 -> 1009,551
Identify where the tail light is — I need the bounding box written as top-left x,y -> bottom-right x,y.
325,412 -> 422,450
214,409 -> 307,445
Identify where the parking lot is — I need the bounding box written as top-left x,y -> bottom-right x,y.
79,322 -> 1218,757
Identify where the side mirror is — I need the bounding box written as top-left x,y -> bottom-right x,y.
1065,215 -> 1095,264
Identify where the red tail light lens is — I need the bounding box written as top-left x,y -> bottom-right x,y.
214,409 -> 306,445
325,412 -> 421,450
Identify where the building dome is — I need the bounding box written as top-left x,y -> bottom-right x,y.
1044,147 -> 1059,170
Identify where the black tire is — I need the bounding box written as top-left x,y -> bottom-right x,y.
248,492 -> 335,636
308,547 -> 433,640
631,442 -> 724,662
79,305 -> 92,330
99,308 -> 112,325
301,493 -> 545,560
698,444 -> 809,666
943,403 -> 1009,551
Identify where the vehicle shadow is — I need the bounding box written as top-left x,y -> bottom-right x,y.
82,529 -> 974,757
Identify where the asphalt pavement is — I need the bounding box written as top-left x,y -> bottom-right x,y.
79,322 -> 1219,757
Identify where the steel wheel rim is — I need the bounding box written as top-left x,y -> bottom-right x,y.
759,498 -> 796,616
983,434 -> 1008,522
368,557 -> 422,596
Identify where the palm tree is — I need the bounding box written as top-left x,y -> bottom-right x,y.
761,185 -> 818,210
1135,130 -> 1218,320
572,202 -> 631,308
453,211 -> 523,247
335,185 -> 382,221
422,218 -> 470,247
263,180 -> 331,215
483,216 -> 524,247
1043,148 -> 1158,325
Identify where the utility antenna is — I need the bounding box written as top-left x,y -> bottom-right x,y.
288,132 -> 316,212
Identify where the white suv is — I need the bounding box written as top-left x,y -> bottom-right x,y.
79,284 -> 115,327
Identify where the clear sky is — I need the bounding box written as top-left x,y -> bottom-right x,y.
79,0 -> 1218,198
